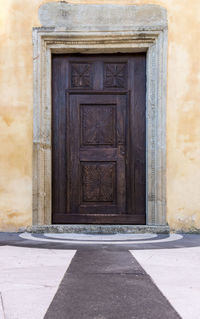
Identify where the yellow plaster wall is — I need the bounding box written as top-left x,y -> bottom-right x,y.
0,0 -> 200,231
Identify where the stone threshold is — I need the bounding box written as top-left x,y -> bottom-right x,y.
23,225 -> 170,234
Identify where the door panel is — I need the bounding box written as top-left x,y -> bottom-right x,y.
68,93 -> 126,215
52,54 -> 146,224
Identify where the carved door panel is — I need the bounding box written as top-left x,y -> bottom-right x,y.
68,93 -> 126,217
52,54 -> 146,224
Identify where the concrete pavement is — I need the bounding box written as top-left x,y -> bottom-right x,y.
0,232 -> 199,318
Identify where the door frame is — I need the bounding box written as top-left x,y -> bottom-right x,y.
32,3 -> 168,226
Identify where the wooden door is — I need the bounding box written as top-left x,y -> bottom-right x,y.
52,54 -> 146,224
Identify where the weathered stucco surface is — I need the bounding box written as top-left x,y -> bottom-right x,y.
0,0 -> 200,231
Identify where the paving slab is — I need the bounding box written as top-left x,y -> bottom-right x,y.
0,246 -> 76,319
131,246 -> 200,319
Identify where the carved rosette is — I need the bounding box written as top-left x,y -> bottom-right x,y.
81,105 -> 115,145
104,63 -> 127,88
82,163 -> 115,202
71,63 -> 92,88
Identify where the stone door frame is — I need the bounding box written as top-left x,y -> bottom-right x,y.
32,4 -> 168,226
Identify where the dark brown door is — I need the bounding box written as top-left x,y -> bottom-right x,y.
52,54 -> 146,224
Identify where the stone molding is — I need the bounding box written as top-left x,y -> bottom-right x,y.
33,3 -> 168,226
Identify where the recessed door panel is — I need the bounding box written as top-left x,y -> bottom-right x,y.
68,94 -> 126,215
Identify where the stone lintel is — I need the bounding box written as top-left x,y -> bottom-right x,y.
38,3 -> 167,30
